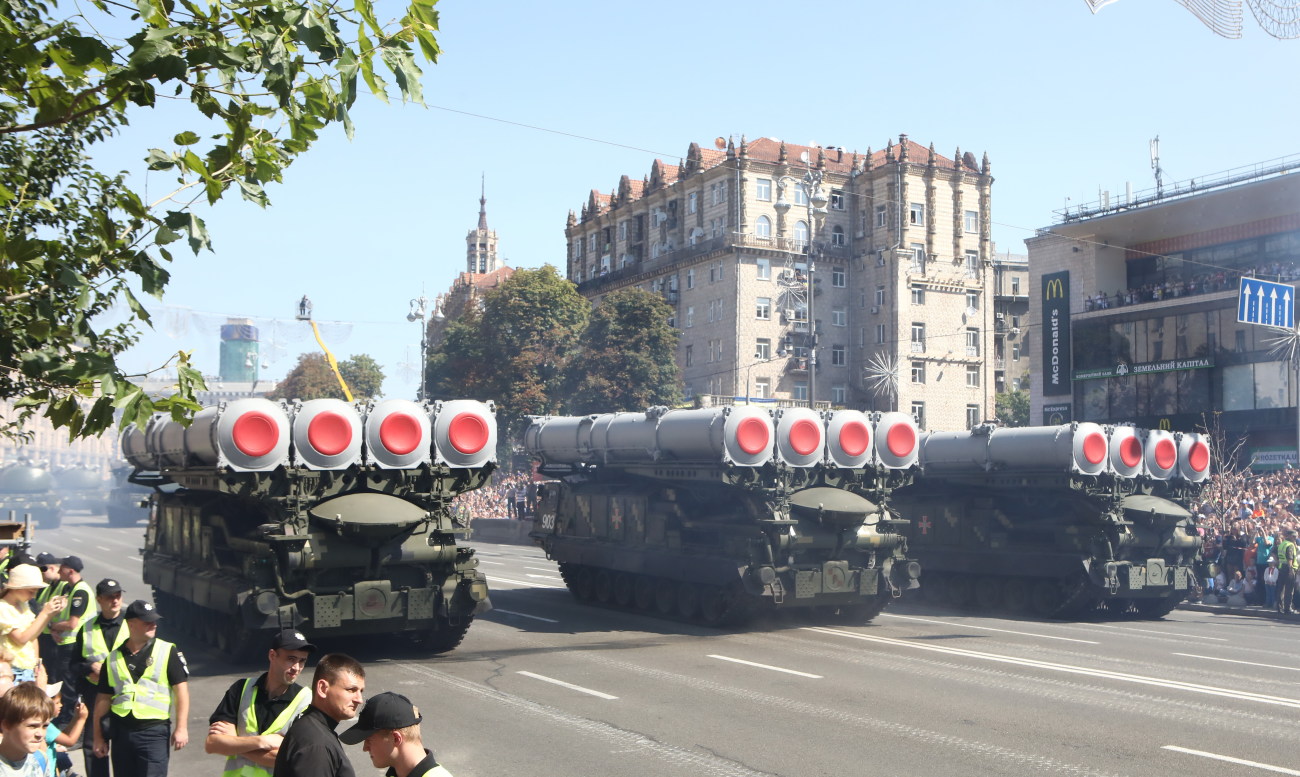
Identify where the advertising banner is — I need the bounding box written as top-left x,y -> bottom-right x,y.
1042,271 -> 1071,396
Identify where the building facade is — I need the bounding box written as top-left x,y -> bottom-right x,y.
991,251 -> 1031,396
1026,158 -> 1300,466
427,185 -> 515,354
565,135 -> 996,431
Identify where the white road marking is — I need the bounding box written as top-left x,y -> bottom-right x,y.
525,574 -> 563,581
517,671 -> 617,700
708,654 -> 822,678
1090,623 -> 1227,642
1172,653 -> 1300,672
486,575 -> 564,590
96,545 -> 111,551
524,566 -> 556,572
127,556 -> 141,562
806,626 -> 1300,709
477,559 -> 505,565
1163,746 -> 1300,775
490,608 -> 559,624
879,613 -> 1099,644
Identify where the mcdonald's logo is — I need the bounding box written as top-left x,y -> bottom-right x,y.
1045,278 -> 1066,299
1158,418 -> 1172,431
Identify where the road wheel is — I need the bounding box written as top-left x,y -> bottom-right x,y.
1001,579 -> 1029,613
1030,580 -> 1063,617
676,583 -> 700,619
593,570 -> 614,604
654,580 -> 676,615
974,577 -> 1002,611
946,575 -> 974,608
571,567 -> 595,601
633,576 -> 655,610
1103,598 -> 1133,616
1134,596 -> 1181,619
699,585 -> 729,625
612,574 -> 634,608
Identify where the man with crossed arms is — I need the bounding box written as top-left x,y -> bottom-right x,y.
206,629 -> 316,776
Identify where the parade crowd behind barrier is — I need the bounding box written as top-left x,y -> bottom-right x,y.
1082,262 -> 1300,312
451,470 -> 537,524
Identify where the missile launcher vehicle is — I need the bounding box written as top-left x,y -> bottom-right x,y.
54,465 -> 109,513
526,405 -> 922,625
890,422 -> 1209,619
105,464 -> 153,527
122,397 -> 498,657
0,463 -> 62,529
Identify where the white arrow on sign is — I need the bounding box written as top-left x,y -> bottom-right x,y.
1286,288 -> 1293,328
1258,285 -> 1267,324
1266,287 -> 1277,325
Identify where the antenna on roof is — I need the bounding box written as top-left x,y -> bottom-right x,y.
1150,136 -> 1164,199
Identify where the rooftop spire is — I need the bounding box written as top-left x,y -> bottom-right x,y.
478,173 -> 488,231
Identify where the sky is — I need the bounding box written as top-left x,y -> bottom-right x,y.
98,0 -> 1300,401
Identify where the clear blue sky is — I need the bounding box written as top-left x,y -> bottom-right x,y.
103,0 -> 1300,400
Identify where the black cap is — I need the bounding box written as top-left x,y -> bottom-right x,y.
35,552 -> 58,567
339,692 -> 422,744
61,555 -> 83,572
124,599 -> 161,622
270,628 -> 316,653
95,578 -> 123,597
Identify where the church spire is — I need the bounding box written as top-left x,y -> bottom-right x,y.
466,173 -> 499,275
477,173 -> 488,231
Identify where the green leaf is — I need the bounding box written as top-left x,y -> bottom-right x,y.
173,131 -> 199,145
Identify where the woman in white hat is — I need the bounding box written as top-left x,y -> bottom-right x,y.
0,564 -> 66,682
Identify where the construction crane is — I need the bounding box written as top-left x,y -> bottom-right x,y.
295,296 -> 354,402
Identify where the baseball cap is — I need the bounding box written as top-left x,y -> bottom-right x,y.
124,599 -> 161,623
270,628 -> 317,653
339,692 -> 422,745
34,553 -> 58,568
61,556 -> 83,572
95,578 -> 123,597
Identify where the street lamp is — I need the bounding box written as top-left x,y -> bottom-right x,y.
773,162 -> 828,408
407,295 -> 429,402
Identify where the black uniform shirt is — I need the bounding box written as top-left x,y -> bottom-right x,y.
209,672 -> 307,732
95,637 -> 188,729
70,613 -> 124,698
273,705 -> 354,777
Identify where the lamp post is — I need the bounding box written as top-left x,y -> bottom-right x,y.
744,350 -> 789,405
407,295 -> 429,402
774,164 -> 828,408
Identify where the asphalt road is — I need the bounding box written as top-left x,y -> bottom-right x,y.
35,512 -> 1300,777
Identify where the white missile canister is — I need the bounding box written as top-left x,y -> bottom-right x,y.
1108,425 -> 1144,478
773,407 -> 824,468
874,412 -> 919,469
365,399 -> 432,469
976,423 -> 1107,476
524,415 -> 595,465
588,412 -> 658,463
120,418 -> 159,470
209,398 -> 291,471
825,409 -> 874,468
432,400 -> 497,468
1177,431 -> 1211,482
292,399 -> 362,470
1144,428 -> 1177,480
150,416 -> 189,468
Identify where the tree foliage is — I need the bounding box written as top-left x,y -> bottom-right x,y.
994,389 -> 1030,427
0,0 -> 439,439
427,265 -> 588,446
564,288 -> 681,414
269,352 -> 385,401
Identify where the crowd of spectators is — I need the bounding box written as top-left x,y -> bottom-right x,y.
1082,261 -> 1300,312
451,470 -> 537,523
1190,465 -> 1300,609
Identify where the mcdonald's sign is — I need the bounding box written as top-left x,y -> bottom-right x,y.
1158,418 -> 1172,431
1042,271 -> 1072,397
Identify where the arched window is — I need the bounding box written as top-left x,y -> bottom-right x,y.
756,215 -> 772,238
793,220 -> 809,248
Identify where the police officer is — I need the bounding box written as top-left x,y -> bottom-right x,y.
92,599 -> 190,777
206,628 -> 316,776
70,578 -> 127,777
1278,529 -> 1299,615
341,692 -> 453,777
32,552 -> 65,681
50,555 -> 93,701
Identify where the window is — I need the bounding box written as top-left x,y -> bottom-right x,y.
793,381 -> 809,401
832,307 -> 846,327
911,323 -> 926,352
965,328 -> 980,356
756,178 -> 772,201
832,267 -> 846,287
966,404 -> 981,429
756,215 -> 772,238
876,324 -> 886,344
588,234 -> 597,251
1011,314 -> 1021,328
711,217 -> 725,237
573,240 -> 583,258
1011,277 -> 1021,295
911,287 -> 925,305
756,338 -> 771,359
831,226 -> 845,246
1012,343 -> 1021,361
684,345 -> 693,366
965,250 -> 980,277
875,285 -> 886,306
964,210 -> 979,233
756,297 -> 771,320
910,243 -> 926,269
875,205 -> 887,227
966,291 -> 980,311
754,378 -> 770,399
909,202 -> 925,226
794,186 -> 808,206
911,361 -> 925,384
911,401 -> 926,430
686,269 -> 695,289
832,345 -> 846,366
619,221 -> 628,241
831,190 -> 845,210
966,365 -> 981,387
756,258 -> 770,280
688,192 -> 698,214
793,220 -> 809,248
832,385 -> 847,405
685,306 -> 694,327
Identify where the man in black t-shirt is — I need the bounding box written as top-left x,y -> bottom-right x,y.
206,628 -> 316,776
273,653 -> 365,777
69,578 -> 126,777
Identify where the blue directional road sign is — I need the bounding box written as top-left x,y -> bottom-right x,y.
1238,277 -> 1295,328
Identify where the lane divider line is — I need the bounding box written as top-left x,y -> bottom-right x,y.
879,613 -> 1099,644
1162,745 -> 1300,775
486,575 -> 564,590
517,671 -> 618,700
707,654 -> 822,678
1090,623 -> 1227,642
489,608 -> 559,624
805,626 -> 1300,709
1171,653 -> 1300,672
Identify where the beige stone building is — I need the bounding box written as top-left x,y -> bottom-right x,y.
991,251 -> 1031,396
565,135 -> 996,431
427,184 -> 515,354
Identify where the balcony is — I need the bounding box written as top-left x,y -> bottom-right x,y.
788,357 -> 810,374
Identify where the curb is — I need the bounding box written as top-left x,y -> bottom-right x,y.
1177,602 -> 1299,622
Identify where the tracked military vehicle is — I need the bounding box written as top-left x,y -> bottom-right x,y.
105,464 -> 153,527
54,465 -> 109,513
0,463 -> 62,529
891,422 -> 1209,619
122,397 -> 497,657
526,406 -> 921,625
